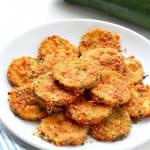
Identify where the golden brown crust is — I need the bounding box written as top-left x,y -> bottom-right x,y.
125,84 -> 150,120
7,57 -> 43,87
90,108 -> 131,141
53,58 -> 100,95
79,28 -> 120,54
124,56 -> 143,84
81,48 -> 125,73
91,70 -> 131,106
33,73 -> 77,107
38,35 -> 79,60
6,28 -> 149,146
66,99 -> 112,125
41,48 -> 78,72
8,84 -> 48,121
36,113 -> 88,146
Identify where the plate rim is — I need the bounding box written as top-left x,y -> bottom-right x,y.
0,18 -> 150,150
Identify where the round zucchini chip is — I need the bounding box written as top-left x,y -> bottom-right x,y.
79,28 -> 120,54
67,99 -> 112,125
38,35 -> 78,60
36,113 -> 88,146
8,84 -> 48,121
53,58 -> 100,95
91,70 -> 131,106
126,84 -> 150,120
33,73 -> 77,107
90,108 -> 131,141
7,57 -> 43,86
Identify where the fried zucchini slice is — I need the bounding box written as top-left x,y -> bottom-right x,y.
38,35 -> 78,60
124,56 -> 143,84
90,108 -> 131,141
42,48 -> 78,71
91,70 -> 131,106
79,28 -> 120,54
81,48 -> 125,73
8,84 -> 48,121
126,84 -> 150,120
7,57 -> 43,87
67,99 -> 112,125
36,113 -> 88,146
53,59 -> 100,95
33,72 -> 77,107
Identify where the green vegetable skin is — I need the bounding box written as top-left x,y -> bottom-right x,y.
65,0 -> 150,29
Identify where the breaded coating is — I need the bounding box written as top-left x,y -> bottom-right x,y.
81,48 -> 125,73
7,57 -> 43,87
36,113 -> 88,146
33,73 -> 77,107
46,105 -> 64,115
90,108 -> 131,141
99,69 -> 131,84
6,29 -> 150,146
67,99 -> 112,125
33,92 -> 64,115
38,35 -> 79,60
42,48 -> 78,71
8,84 -> 48,121
91,84 -> 130,106
79,28 -> 120,54
91,70 -> 131,106
124,56 -> 143,84
53,59 -> 100,95
125,84 -> 150,120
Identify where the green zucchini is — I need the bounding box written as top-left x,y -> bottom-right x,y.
65,0 -> 150,29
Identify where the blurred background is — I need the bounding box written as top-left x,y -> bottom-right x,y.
0,0 -> 149,51
0,0 -> 149,150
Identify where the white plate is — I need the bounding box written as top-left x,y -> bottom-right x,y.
0,19 -> 150,150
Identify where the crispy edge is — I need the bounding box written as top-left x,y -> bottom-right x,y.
53,59 -> 100,95
91,70 -> 131,106
79,28 -> 121,54
66,99 -> 112,125
33,73 -> 77,106
124,56 -> 143,84
7,57 -> 42,87
8,84 -> 48,121
90,107 -> 131,141
36,113 -> 88,146
125,84 -> 150,120
81,48 -> 126,73
38,35 -> 79,60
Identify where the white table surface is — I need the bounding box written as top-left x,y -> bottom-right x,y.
0,0 -> 149,150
